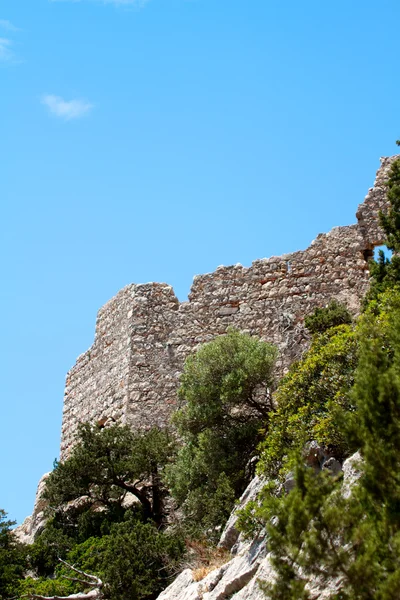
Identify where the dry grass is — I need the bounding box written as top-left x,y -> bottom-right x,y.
183,539 -> 231,582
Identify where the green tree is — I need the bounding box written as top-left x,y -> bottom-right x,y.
45,424 -> 176,525
379,157 -> 400,258
253,289 -> 400,599
96,516 -> 184,600
23,516 -> 184,600
0,510 -> 26,600
166,328 -> 277,538
27,521 -> 74,577
257,323 -> 358,479
24,421 -> 185,600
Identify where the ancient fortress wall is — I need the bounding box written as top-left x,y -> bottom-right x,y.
60,156 -> 397,459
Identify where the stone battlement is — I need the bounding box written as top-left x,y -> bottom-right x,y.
60,156 -> 398,459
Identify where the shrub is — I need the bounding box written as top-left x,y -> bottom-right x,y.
304,299 -> 352,335
257,324 -> 358,479
255,288 -> 400,600
166,328 -> 277,539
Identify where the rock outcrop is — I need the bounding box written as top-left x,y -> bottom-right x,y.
157,533 -> 270,600
156,452 -> 362,600
218,475 -> 266,552
14,473 -> 50,545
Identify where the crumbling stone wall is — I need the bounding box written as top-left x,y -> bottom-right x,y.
356,156 -> 395,249
60,156 -> 399,459
61,283 -> 179,457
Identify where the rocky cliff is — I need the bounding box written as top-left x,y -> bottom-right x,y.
156,452 -> 362,600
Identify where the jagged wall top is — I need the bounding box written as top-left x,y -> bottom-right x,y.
356,156 -> 396,247
60,156 -> 399,459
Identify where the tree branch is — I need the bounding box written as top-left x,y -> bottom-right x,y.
21,561 -> 103,600
23,591 -> 101,600
58,559 -> 102,586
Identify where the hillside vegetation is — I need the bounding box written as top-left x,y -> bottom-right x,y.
2,152 -> 400,600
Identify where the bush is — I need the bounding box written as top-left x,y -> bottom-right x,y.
27,521 -> 73,576
166,328 -> 277,539
98,516 -> 184,600
25,514 -> 184,600
25,422 -> 184,600
257,324 -> 358,479
250,289 -> 400,599
304,299 -> 352,335
0,510 -> 26,600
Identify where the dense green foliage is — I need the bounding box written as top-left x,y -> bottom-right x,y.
22,516 -> 183,600
46,423 -> 175,524
304,299 -> 352,335
27,521 -> 74,576
238,154 -> 400,599
21,425 -> 184,600
0,510 -> 26,600
166,328 -> 277,539
251,289 -> 400,599
257,322 -> 358,478
95,516 -> 184,600
175,327 -> 278,428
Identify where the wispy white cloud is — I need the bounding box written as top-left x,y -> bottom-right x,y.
0,20 -> 21,63
0,19 -> 20,32
0,37 -> 13,62
41,95 -> 94,120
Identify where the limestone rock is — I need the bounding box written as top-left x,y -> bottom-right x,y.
156,451 -> 363,600
323,456 -> 342,475
203,534 -> 266,599
218,475 -> 266,551
229,555 -> 276,599
156,569 -> 197,600
13,473 -> 50,545
157,535 -> 267,600
283,471 -> 296,493
342,450 -> 363,498
157,471 -> 268,600
304,440 -> 338,471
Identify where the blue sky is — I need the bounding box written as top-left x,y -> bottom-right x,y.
1,0 -> 399,524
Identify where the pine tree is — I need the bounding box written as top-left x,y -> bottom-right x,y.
254,290 -> 400,599
0,510 -> 26,600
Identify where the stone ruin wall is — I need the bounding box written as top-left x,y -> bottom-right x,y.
60,156 -> 398,459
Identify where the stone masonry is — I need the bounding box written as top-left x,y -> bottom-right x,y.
60,156 -> 398,459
